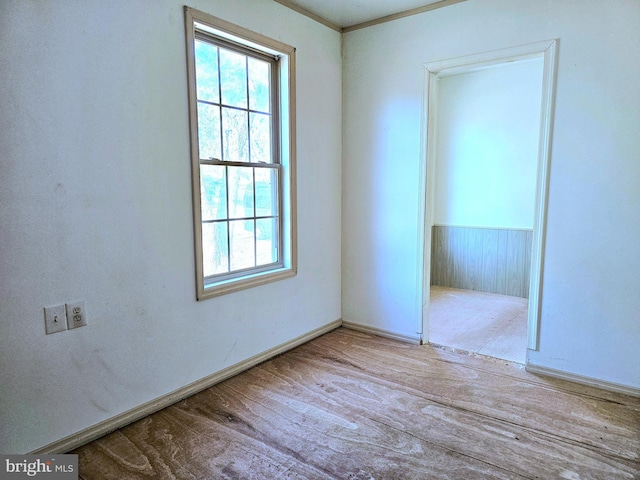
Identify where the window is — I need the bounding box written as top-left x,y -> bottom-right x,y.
185,7 -> 297,299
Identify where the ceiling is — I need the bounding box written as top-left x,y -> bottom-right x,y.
275,0 -> 461,31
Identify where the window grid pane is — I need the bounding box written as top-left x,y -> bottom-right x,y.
197,103 -> 221,160
256,217 -> 278,266
221,108 -> 249,162
248,57 -> 271,113
229,219 -> 255,271
202,222 -> 229,277
227,166 -> 253,219
195,40 -> 219,104
200,164 -> 227,221
219,48 -> 248,109
249,112 -> 271,164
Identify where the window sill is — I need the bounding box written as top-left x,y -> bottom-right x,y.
197,267 -> 296,300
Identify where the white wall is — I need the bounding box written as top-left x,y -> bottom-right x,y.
0,0 -> 342,453
434,58 -> 543,229
342,0 -> 640,388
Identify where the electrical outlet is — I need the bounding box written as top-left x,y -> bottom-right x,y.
44,304 -> 67,335
66,301 -> 87,329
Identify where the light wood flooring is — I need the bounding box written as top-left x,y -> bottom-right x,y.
73,327 -> 640,479
429,286 -> 528,364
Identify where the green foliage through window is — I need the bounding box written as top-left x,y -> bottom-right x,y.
194,36 -> 280,280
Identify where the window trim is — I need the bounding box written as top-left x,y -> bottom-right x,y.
185,6 -> 297,299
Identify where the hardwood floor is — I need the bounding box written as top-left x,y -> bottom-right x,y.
429,286 -> 528,364
73,328 -> 640,479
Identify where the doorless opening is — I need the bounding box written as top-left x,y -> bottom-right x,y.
417,40 -> 558,360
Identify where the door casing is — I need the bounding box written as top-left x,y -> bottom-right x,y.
416,40 -> 559,355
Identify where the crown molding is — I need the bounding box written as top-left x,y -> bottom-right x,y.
343,0 -> 467,33
275,0 -> 467,34
273,0 -> 342,32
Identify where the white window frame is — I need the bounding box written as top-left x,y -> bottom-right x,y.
185,7 -> 297,299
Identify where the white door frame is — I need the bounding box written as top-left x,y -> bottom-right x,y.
416,39 -> 558,352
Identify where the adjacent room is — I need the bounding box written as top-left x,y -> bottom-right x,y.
1,0 -> 639,477
427,56 -> 543,364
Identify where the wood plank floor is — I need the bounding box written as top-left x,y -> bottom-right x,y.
429,286 -> 528,364
73,328 -> 640,479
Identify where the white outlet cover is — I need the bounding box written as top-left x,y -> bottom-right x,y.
66,301 -> 87,329
45,304 -> 67,335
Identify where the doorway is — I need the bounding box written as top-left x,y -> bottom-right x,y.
418,40 -> 558,362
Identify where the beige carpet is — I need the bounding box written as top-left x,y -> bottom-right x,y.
428,286 -> 528,363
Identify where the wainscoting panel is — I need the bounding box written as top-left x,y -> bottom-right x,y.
431,226 -> 533,298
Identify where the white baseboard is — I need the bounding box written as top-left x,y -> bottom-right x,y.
525,363 -> 640,397
31,319 -> 343,454
342,321 -> 421,344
